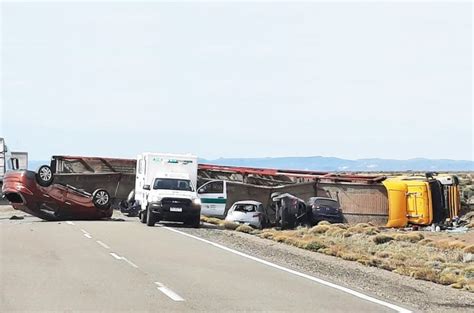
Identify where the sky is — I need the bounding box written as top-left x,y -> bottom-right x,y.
0,1 -> 472,161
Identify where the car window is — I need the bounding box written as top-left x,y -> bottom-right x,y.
316,199 -> 339,208
234,204 -> 257,213
198,181 -> 224,194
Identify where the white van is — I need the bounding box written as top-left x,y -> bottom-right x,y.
136,153 -> 201,227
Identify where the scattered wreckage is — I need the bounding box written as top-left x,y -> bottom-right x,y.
0,154 -> 464,229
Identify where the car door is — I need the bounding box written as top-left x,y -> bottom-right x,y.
197,181 -> 226,217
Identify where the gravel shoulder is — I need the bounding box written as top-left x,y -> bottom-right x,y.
178,224 -> 474,313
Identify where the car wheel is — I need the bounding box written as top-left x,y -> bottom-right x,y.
92,189 -> 111,209
36,165 -> 54,187
146,206 -> 156,227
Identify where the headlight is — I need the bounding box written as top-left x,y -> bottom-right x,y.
149,196 -> 162,203
193,198 -> 201,205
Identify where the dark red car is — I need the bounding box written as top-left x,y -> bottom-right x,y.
1,165 -> 112,221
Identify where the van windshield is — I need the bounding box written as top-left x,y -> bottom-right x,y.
153,178 -> 194,191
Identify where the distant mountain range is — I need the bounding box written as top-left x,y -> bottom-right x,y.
29,156 -> 473,172
199,156 -> 473,172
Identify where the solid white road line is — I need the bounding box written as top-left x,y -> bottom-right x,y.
96,240 -> 111,249
121,257 -> 139,268
110,252 -> 122,260
164,227 -> 411,313
83,233 -> 92,239
154,282 -> 185,302
66,221 -> 75,225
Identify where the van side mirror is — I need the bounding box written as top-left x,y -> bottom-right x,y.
143,185 -> 150,190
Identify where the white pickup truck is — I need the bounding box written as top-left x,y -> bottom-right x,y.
135,153 -> 201,227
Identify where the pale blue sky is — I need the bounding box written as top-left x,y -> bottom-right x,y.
1,1 -> 472,161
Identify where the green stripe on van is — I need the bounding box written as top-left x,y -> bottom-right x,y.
201,198 -> 227,204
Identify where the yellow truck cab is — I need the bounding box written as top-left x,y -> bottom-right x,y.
383,174 -> 460,228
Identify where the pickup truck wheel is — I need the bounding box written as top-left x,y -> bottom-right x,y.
92,189 -> 111,209
189,216 -> 200,228
36,165 -> 54,187
140,210 -> 147,223
146,207 -> 156,226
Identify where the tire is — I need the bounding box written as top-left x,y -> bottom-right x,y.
139,210 -> 147,223
188,216 -> 200,228
127,190 -> 135,203
146,206 -> 156,227
36,165 -> 54,187
92,189 -> 111,209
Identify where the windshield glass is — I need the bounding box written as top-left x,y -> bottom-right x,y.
315,199 -> 339,208
233,204 -> 257,213
153,178 -> 194,191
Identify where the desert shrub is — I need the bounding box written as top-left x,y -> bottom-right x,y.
463,245 -> 474,254
223,221 -> 239,230
375,251 -> 393,259
355,223 -> 371,228
373,234 -> 394,244
331,223 -> 349,229
341,252 -> 362,261
309,225 -> 330,234
394,233 -> 424,243
236,224 -> 254,233
325,227 -> 345,237
318,220 -> 331,226
202,217 -> 223,225
462,265 -> 474,279
259,232 -> 275,239
411,268 -> 438,282
418,238 -> 434,246
303,239 -> 327,252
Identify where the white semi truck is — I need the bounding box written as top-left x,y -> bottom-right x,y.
135,153 -> 201,227
0,137 -> 28,187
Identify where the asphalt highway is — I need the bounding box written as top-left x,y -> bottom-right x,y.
0,216 -> 410,312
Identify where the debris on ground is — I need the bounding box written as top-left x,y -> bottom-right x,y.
9,215 -> 24,220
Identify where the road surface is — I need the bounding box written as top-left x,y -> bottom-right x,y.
0,215 -> 410,312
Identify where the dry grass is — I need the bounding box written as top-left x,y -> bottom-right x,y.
373,234 -> 394,244
309,225 -> 330,234
393,233 -> 424,243
223,220 -> 239,230
235,224 -> 254,233
463,245 -> 474,254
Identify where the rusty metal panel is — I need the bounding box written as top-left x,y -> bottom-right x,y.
318,182 -> 388,214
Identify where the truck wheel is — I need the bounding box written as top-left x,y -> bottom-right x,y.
189,216 -> 200,228
92,189 -> 111,209
36,165 -> 54,187
140,210 -> 147,223
146,207 -> 156,227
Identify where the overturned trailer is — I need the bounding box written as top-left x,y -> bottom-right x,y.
3,155 -> 460,226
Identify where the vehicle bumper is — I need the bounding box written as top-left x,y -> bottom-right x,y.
149,202 -> 201,222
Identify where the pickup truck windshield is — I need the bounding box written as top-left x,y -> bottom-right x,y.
153,178 -> 194,191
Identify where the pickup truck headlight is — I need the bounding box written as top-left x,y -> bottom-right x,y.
148,196 -> 162,203
193,198 -> 201,205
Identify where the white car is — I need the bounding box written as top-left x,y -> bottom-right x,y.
225,200 -> 269,229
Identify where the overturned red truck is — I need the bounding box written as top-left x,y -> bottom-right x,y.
1,155 -> 462,227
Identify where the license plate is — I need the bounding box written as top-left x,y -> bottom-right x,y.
170,207 -> 182,212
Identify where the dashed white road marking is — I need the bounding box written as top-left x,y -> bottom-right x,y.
96,240 -> 110,249
80,229 -> 88,234
66,221 -> 75,225
110,252 -> 122,260
122,257 -> 139,268
83,233 -> 92,239
164,227 -> 411,313
154,282 -> 185,302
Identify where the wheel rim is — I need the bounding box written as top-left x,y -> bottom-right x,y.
39,167 -> 52,181
95,191 -> 109,205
